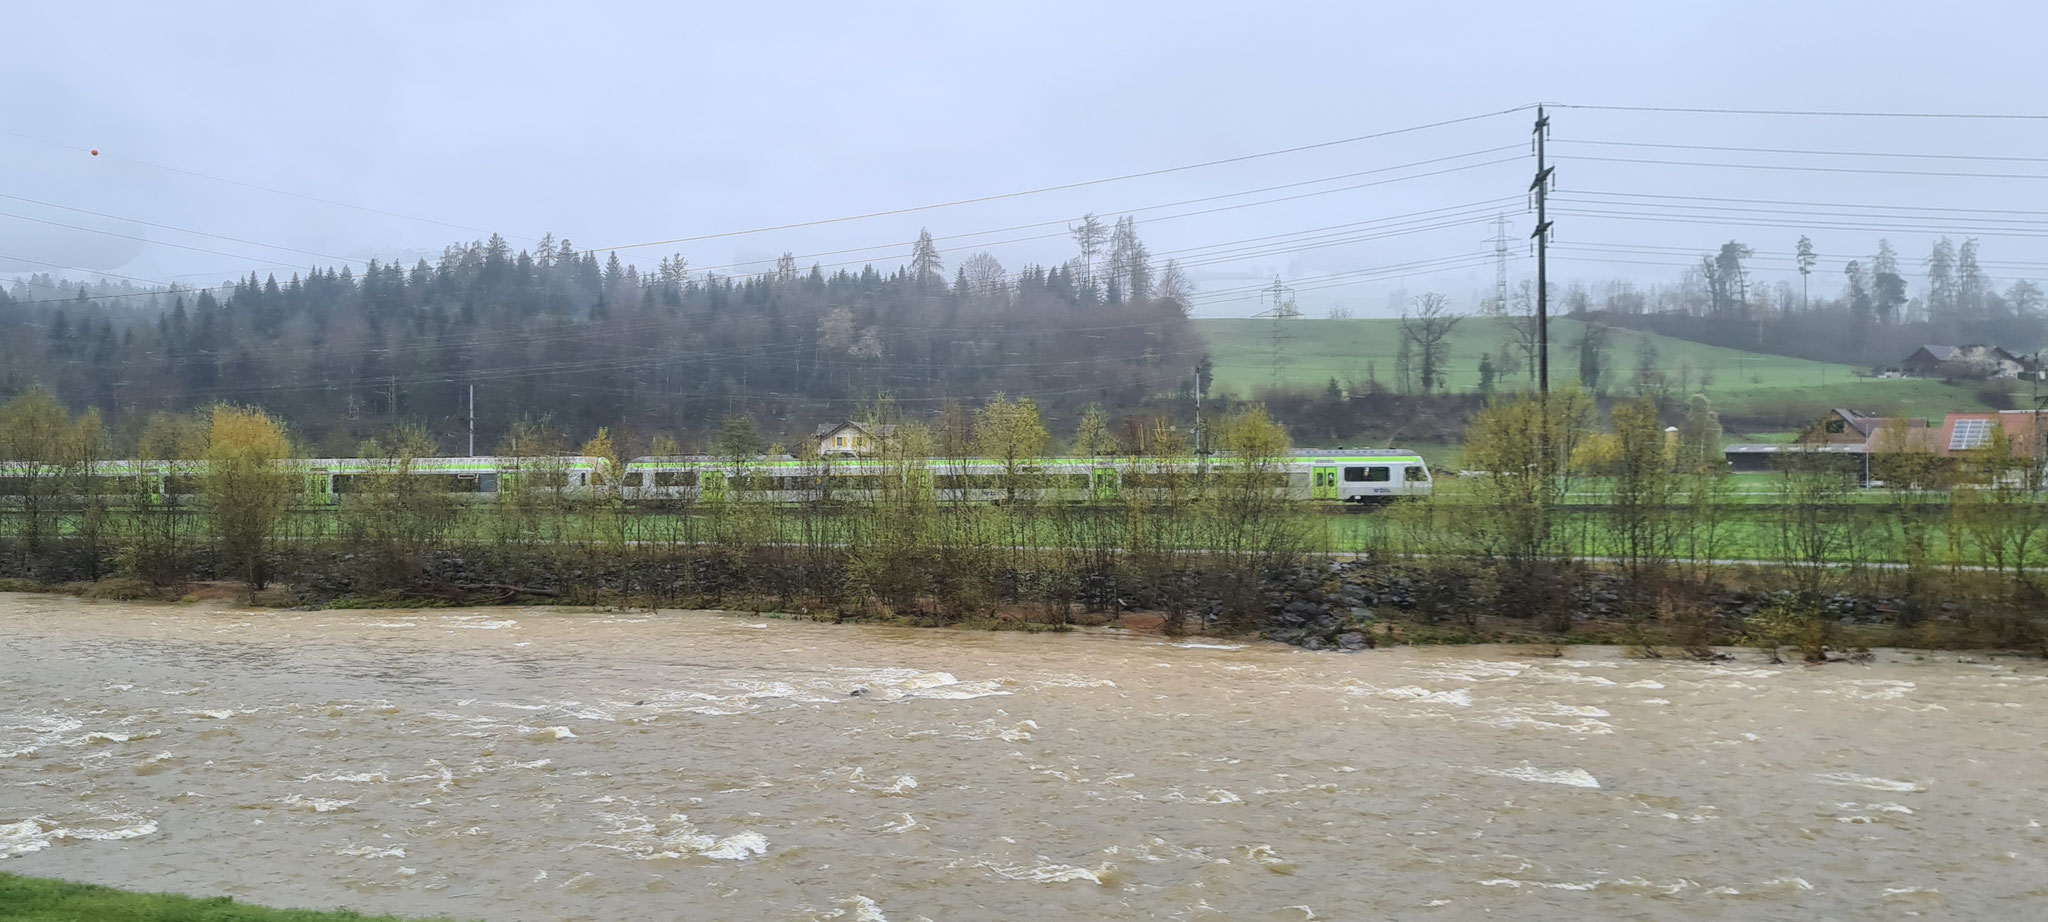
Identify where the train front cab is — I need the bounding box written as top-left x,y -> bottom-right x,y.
1337,460 -> 1430,503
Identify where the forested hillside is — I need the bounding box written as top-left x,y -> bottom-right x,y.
0,227 -> 1201,456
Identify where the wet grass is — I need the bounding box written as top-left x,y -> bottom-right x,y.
0,872 -> 468,922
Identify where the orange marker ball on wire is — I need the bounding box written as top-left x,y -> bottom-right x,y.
89,149 -> 99,156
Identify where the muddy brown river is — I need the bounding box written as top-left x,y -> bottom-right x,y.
3,593 -> 2046,920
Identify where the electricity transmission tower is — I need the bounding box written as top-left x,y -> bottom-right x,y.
1253,276 -> 1299,386
1490,214 -> 1511,314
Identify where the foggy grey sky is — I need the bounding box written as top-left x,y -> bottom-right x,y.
6,0 -> 2048,316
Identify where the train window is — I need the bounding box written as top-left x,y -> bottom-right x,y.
1363,466 -> 1392,482
622,472 -> 644,487
478,473 -> 499,493
1404,465 -> 1427,482
653,470 -> 699,487
1343,467 -> 1366,482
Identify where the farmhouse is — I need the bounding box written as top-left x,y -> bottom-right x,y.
1722,408 -> 1933,477
813,421 -> 895,457
1898,344 -> 2028,379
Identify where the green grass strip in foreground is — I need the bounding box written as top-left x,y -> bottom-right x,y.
0,872 -> 470,922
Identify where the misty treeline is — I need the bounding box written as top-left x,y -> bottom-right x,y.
1552,235 -> 2047,366
0,388 -> 1312,633
0,215 -> 1201,457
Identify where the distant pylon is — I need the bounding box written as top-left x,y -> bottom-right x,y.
1490,214 -> 1510,313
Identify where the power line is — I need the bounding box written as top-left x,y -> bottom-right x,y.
0,191 -> 355,263
1557,154 -> 2048,182
1556,138 -> 2048,165
1563,189 -> 2048,219
0,127 -> 516,239
576,107 -> 1535,252
1546,103 -> 2048,120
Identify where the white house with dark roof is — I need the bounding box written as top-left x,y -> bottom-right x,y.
813,421 -> 895,457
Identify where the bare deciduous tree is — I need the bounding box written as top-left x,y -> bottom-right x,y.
1399,292 -> 1462,394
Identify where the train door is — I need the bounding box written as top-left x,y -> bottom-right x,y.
1092,466 -> 1119,502
702,470 -> 728,503
1312,466 -> 1339,500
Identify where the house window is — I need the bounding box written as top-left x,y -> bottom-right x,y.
1825,419 -> 1846,434
835,435 -> 848,448
1950,418 -> 1993,451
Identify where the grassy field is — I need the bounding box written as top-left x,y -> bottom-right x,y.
0,873 -> 458,922
1195,317 -> 2016,426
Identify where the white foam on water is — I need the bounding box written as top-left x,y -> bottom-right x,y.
969,859 -> 1107,884
521,725 -> 577,741
1704,666 -> 1781,679
703,832 -> 769,860
1164,788 -> 1243,805
1626,680 -> 1666,689
1820,679 -> 1917,701
1482,713 -> 1616,735
1838,801 -> 1914,815
297,770 -> 387,784
1540,671 -> 1618,686
1763,877 -> 1815,890
279,794 -> 356,813
1815,772 -> 1924,793
1884,885 -> 1941,897
1035,674 -> 1117,689
0,820 -> 52,858
593,812 -> 770,861
1481,764 -> 1602,789
1170,642 -> 1245,650
1642,698 -> 1672,706
999,720 -> 1037,743
1547,704 -> 1611,718
1481,877 -> 1691,894
340,844 -> 406,859
878,813 -> 919,833
1377,686 -> 1474,707
840,895 -> 890,922
4,811 -> 160,858
55,815 -> 158,843
447,617 -> 517,630
883,775 -> 918,794
1421,661 -> 1529,682
183,709 -> 239,720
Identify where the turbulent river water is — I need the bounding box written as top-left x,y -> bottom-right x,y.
3,594 -> 2047,921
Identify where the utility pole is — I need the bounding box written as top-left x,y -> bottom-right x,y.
1531,106 -> 1554,395
468,383 -> 476,457
1192,363 -> 1203,457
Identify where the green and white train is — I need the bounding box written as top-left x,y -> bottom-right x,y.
2,449 -> 1432,505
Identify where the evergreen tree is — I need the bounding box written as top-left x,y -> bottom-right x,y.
909,229 -> 944,290
1794,235 -> 1816,310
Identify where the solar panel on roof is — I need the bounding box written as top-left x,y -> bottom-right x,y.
1950,418 -> 1992,451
